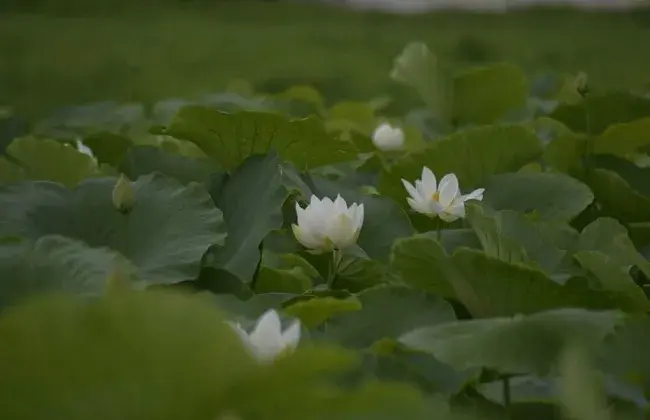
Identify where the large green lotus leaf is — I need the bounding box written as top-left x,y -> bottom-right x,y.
0,291 -> 254,420
466,205 -> 567,275
284,295 -> 362,329
600,318 -> 650,390
379,125 -> 543,206
355,195 -> 415,263
453,63 -> 528,125
435,228 -> 482,254
164,106 -> 358,170
362,343 -> 479,397
399,308 -> 623,375
452,249 -> 645,316
208,153 -> 289,282
573,251 -> 649,312
0,174 -> 225,285
478,374 -> 647,410
275,85 -> 325,113
592,154 -> 650,195
327,101 -> 377,135
0,235 -> 139,309
543,132 -> 588,174
0,157 -> 24,184
454,249 -> 643,316
2,136 -> 101,187
82,132 -> 132,166
593,118 -> 650,157
324,285 -> 457,349
585,167 -> 650,223
550,93 -> 650,135
482,172 -> 594,221
587,155 -> 650,223
559,344 -> 619,420
254,252 -> 319,294
391,235 -> 643,317
577,218 -> 650,279
119,146 -> 221,185
306,175 -> 414,263
390,234 -> 457,300
254,265 -> 312,294
390,42 -> 454,124
334,252 -> 395,293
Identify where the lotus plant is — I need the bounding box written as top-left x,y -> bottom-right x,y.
227,309 -> 301,364
292,195 -> 364,253
401,167 -> 484,222
372,122 -> 405,151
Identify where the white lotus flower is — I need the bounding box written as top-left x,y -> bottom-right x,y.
372,123 -> 405,151
227,309 -> 301,363
401,167 -> 484,222
75,139 -> 95,159
292,195 -> 364,252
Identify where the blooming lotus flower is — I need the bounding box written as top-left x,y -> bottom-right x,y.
292,195 -> 364,252
227,309 -> 301,363
401,167 -> 484,222
372,123 -> 405,151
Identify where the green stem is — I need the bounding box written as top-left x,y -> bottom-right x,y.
436,220 -> 444,243
327,249 -> 343,289
503,376 -> 512,417
581,95 -> 593,176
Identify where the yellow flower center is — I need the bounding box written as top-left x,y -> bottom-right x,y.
431,191 -> 440,202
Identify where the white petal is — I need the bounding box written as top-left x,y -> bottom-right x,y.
372,123 -> 391,143
281,320 -> 302,351
334,194 -> 348,213
372,123 -> 404,150
461,188 -> 485,202
401,179 -> 421,201
437,173 -> 460,208
327,213 -> 356,248
420,167 -> 437,195
347,203 -> 359,229
309,195 -> 321,208
440,201 -> 466,222
251,309 -> 282,337
320,197 -> 335,214
76,140 -> 95,158
248,310 -> 286,361
414,180 -> 425,196
225,321 -> 250,344
407,197 -> 433,216
355,203 -> 365,231
292,224 -> 324,250
428,198 -> 445,216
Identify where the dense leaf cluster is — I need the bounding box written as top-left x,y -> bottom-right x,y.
1,44 -> 650,419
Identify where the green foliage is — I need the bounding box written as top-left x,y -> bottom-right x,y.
0,173 -> 225,286
2,42 -> 650,419
164,107 -> 358,170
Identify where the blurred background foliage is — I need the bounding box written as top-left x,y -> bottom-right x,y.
1,0 -> 649,119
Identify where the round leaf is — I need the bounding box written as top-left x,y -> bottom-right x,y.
0,174 -> 225,285
483,172 -> 594,221
399,308 -> 623,375
165,107 -> 358,170
0,235 -> 138,309
209,153 -> 290,282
